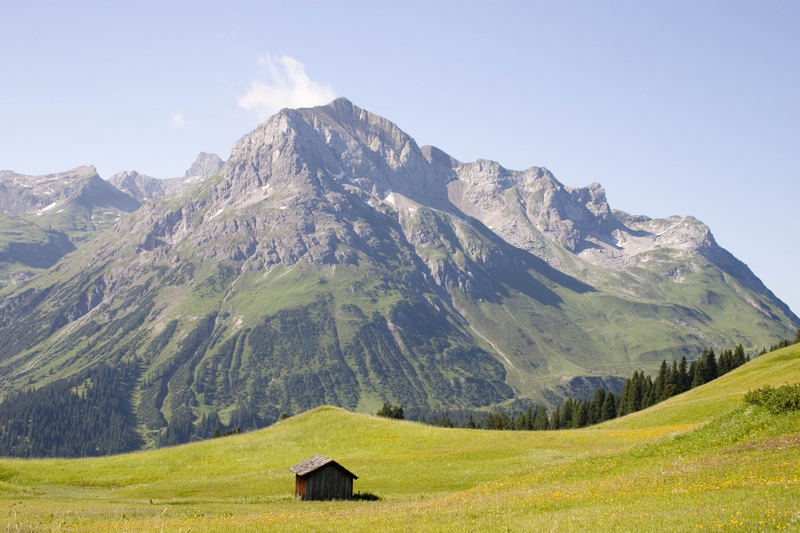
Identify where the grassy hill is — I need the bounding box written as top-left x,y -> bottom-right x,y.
1,344 -> 799,531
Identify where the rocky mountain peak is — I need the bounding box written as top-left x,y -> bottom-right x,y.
308,97 -> 411,153
69,165 -> 100,178
420,145 -> 458,167
185,152 -> 224,179
220,98 -> 453,210
109,170 -> 164,202
0,165 -> 98,184
0,166 -> 103,216
317,96 -> 361,122
566,182 -> 614,224
445,158 -> 617,254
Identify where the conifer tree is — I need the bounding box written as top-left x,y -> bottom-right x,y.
572,402 -> 588,428
601,391 -> 617,421
618,379 -> 631,417
589,388 -> 606,424
436,416 -> 455,428
377,403 -> 392,418
626,371 -> 643,413
559,399 -> 571,428
642,375 -> 655,408
718,349 -> 733,375
654,360 -> 668,402
522,406 -> 535,430
377,403 -> 404,419
533,406 -> 549,430
690,359 -> 703,388
702,348 -> 718,383
549,405 -> 561,430
487,411 -> 511,430
733,344 -> 746,367
678,357 -> 690,392
663,360 -> 678,398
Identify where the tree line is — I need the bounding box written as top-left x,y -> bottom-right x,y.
384,343 -> 765,431
758,328 -> 800,355
545,343 -> 750,430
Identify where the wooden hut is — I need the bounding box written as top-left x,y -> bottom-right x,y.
289,455 -> 358,500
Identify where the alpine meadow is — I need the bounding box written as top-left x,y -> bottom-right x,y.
1,11 -> 800,526
0,344 -> 799,531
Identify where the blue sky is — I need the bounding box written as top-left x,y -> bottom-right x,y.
1,1 -> 798,317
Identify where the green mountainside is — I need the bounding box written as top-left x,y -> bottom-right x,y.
0,166 -> 139,242
0,344 -> 798,531
0,166 -> 140,285
0,98 -> 796,451
0,214 -> 75,284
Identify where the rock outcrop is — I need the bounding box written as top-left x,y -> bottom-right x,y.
185,152 -> 224,180
109,170 -> 165,202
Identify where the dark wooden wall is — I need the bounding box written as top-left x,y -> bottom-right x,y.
301,464 -> 353,500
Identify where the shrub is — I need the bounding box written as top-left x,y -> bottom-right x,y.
744,384 -> 800,414
376,403 -> 404,419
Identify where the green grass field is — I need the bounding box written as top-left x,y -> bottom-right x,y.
1,344 -> 799,531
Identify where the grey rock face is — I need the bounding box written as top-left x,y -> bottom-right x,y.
216,98 -> 451,210
109,171 -> 165,202
185,152 -> 224,179
109,153 -> 226,204
147,152 -> 227,197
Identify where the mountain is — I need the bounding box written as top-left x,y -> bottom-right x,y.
0,98 -> 795,450
0,165 -> 139,241
110,152 -> 226,202
161,151 -> 225,195
109,170 -> 165,202
0,166 -> 139,285
0,215 -> 75,285
184,151 -> 224,180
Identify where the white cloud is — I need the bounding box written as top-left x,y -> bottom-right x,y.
238,54 -> 336,121
171,112 -> 187,128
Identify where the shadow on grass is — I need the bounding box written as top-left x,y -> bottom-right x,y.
351,491 -> 381,501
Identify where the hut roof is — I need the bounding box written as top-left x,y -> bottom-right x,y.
289,454 -> 358,479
